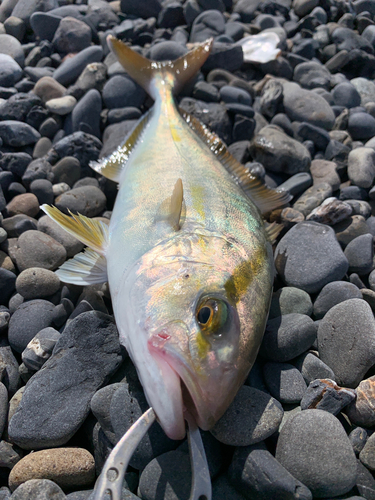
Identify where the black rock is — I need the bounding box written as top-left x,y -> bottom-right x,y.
0,93 -> 41,122
300,379 -> 356,414
0,268 -> 16,306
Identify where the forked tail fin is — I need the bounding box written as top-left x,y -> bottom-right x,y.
107,36 -> 213,99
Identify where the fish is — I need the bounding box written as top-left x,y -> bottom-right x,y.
41,37 -> 290,441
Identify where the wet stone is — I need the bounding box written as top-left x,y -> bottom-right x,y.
300,379 -> 356,414
274,222 -> 349,294
10,479 -> 66,500
210,385 -> 283,446
14,230 -> 66,272
346,376 -> 375,427
21,326 -> 60,371
318,298 -> 375,388
344,233 -> 374,275
269,287 -> 313,319
229,442 -> 313,500
306,197 -> 353,226
293,183 -> 333,217
276,409 -> 357,497
8,312 -> 122,449
249,125 -> 311,175
263,362 -> 307,404
313,281 -> 362,319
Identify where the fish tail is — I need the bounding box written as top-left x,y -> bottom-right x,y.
107,36 -> 213,100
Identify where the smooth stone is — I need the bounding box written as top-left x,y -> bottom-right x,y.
8,299 -> 56,353
351,77 -> 375,105
102,74 -> 146,110
29,178 -> 53,205
349,428 -> 369,455
306,198 -> 353,226
297,122 -> 331,152
360,432 -> 375,470
260,314 -> 316,362
16,268 -> 60,300
0,382 -> 8,439
45,95 -> 76,115
356,458 -> 375,497
344,233 -> 374,275
283,82 -> 335,130
0,53 -> 22,87
0,440 -> 23,469
37,215 -> 83,258
318,298 -> 375,387
346,376 -> 375,427
90,383 -> 122,444
9,448 -> 95,491
0,120 -> 40,146
274,221 -> 349,293
6,193 -> 39,218
293,183 -> 333,217
51,156 -> 81,188
310,160 -> 341,191
277,172 -> 312,196
293,352 -> 336,384
33,76 -> 66,104
71,88 -> 101,138
52,16 -> 91,55
120,0 -> 162,18
275,409 -> 357,497
33,137 -> 52,158
14,230 -> 66,272
21,158 -> 53,189
301,379 -> 356,414
0,268 -> 16,306
332,82 -> 361,108
348,112 -> 375,140
53,46 -> 103,87
190,10 -> 225,42
10,479 -> 66,500
0,343 -> 20,396
229,442 -> 313,500
263,362 -> 307,404
294,61 -> 331,90
269,287 -> 313,319
347,199 -> 372,218
333,215 -> 371,247
348,147 -> 375,188
0,34 -> 24,66
21,326 -> 60,371
211,474 -> 249,500
55,185 -> 106,217
107,107 -> 142,124
210,386 -> 283,446
8,312 -> 122,449
313,281 -> 362,319
249,125 -> 311,175
219,85 -> 252,105
30,12 -> 61,42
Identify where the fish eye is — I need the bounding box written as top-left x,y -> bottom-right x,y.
196,298 -> 228,334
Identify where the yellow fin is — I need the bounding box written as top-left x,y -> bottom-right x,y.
157,179 -> 184,231
107,36 -> 213,99
41,205 -> 108,256
180,110 -> 292,214
264,221 -> 284,244
89,110 -> 152,182
56,248 -> 107,285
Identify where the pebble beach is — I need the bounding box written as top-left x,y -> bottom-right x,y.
1,0 -> 375,498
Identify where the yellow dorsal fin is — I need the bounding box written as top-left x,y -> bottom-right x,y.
157,178 -> 184,231
107,36 -> 213,99
41,205 -> 109,256
180,109 -> 292,214
89,110 -> 152,182
264,221 -> 284,244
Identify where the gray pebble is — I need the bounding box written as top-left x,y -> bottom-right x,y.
293,183 -> 333,217
360,432 -> 375,470
348,147 -> 375,188
8,311 -> 122,449
313,281 -> 363,320
274,222 -> 349,294
229,442 -> 312,500
263,362 -> 307,404
102,75 -> 146,110
37,215 -> 84,258
349,427 -> 370,455
0,440 -> 23,468
33,76 -> 66,105
16,267 -> 60,300
345,199 -> 371,218
0,34 -> 24,66
0,382 -> 7,440
51,156 -> 81,188
344,233 -> 374,275
310,160 -> 341,191
29,12 -> 61,42
293,352 -> 336,384
0,54 -> 22,87
333,215 -> 371,247
260,314 -> 316,362
21,326 -> 60,371
348,112 -> 375,141
10,479 -> 66,500
8,299 -> 56,353
53,46 -> 103,87
48,131 -> 102,173
351,77 -> 375,106
0,343 -> 20,396
0,120 -> 40,147
294,61 -> 331,90
300,379 -> 356,414
211,385 -> 283,445
53,16 -> 92,55
269,287 -> 313,319
55,185 -> 106,218
71,89 -> 101,138
318,298 -> 375,387
277,172 -> 312,197
90,383 -> 122,444
14,230 -> 66,272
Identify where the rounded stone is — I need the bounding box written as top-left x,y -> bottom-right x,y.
15,230 -> 67,272
332,82 -> 361,108
318,298 -> 375,387
275,409 -> 357,497
344,233 -> 374,275
55,185 -> 106,218
10,479 -> 66,500
53,46 -> 103,87
313,281 -> 362,319
293,352 -> 336,384
51,156 -> 81,188
310,160 -> 341,191
16,268 -> 60,300
263,362 -> 307,404
348,112 -> 375,140
37,215 -> 83,258
210,386 -> 284,446
351,77 -> 375,105
294,61 -> 331,90
6,193 -> 39,218
0,33 -> 24,66
46,95 -> 76,116
269,287 -> 313,319
0,53 -> 22,87
33,76 -> 66,105
333,215 -> 371,247
102,75 -> 146,109
22,326 -> 60,371
260,314 -> 316,362
0,120 -> 40,147
52,16 -> 92,55
8,448 -> 95,491
274,222 -> 349,294
348,147 -> 375,188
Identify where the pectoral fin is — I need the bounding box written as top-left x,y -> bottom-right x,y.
157,178 -> 184,231
41,205 -> 109,256
56,248 -> 107,285
264,221 -> 283,244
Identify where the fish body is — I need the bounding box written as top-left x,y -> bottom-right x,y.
42,39 -> 288,440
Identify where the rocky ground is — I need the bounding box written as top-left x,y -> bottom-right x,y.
0,0 -> 375,498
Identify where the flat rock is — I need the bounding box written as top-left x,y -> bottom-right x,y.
9,448 -> 94,491
301,379 -> 356,414
53,46 -> 103,87
275,409 -> 357,497
8,312 -> 122,449
274,221 -> 349,294
306,197 -> 353,226
318,298 -> 375,387
45,95 -> 76,115
210,386 -> 283,446
310,160 -> 341,191
249,125 -> 311,175
52,16 -> 92,55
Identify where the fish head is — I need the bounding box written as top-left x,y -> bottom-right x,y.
115,231 -> 273,440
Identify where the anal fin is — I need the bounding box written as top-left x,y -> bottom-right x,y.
180,109 -> 292,214
89,109 -> 152,182
56,248 -> 107,285
156,178 -> 184,231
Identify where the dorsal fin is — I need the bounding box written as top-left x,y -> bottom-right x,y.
89,109 -> 152,182
107,36 -> 213,99
180,110 -> 292,214
156,178 -> 184,231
